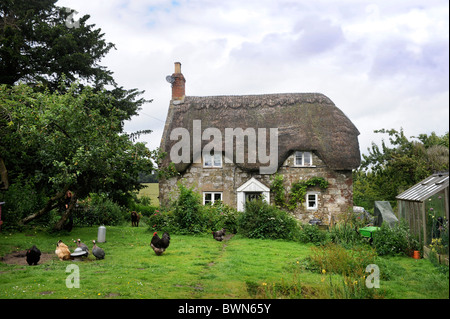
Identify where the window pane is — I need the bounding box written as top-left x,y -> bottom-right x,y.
214,153 -> 222,167
307,194 -> 317,208
204,155 -> 212,167
304,152 -> 312,166
204,193 -> 212,204
214,193 -> 222,201
295,152 -> 303,165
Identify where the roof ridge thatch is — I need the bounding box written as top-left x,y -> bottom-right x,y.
179,93 -> 334,111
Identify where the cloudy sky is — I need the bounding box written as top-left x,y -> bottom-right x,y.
56,0 -> 449,158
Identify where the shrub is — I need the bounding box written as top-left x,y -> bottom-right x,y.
298,224 -> 330,246
237,199 -> 301,240
202,201 -> 239,234
75,193 -> 126,226
173,184 -> 205,234
147,208 -> 177,233
372,221 -> 419,256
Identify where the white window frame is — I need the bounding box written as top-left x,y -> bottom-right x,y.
203,192 -> 223,205
203,153 -> 222,168
306,192 -> 318,210
294,151 -> 313,167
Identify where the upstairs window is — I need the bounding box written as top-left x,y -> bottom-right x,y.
295,151 -> 313,167
203,153 -> 222,168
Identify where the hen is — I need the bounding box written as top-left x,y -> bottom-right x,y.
212,228 -> 226,241
92,240 -> 105,260
55,240 -> 71,261
26,245 -> 41,266
150,232 -> 170,256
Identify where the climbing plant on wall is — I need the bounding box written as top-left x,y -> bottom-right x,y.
270,174 -> 329,211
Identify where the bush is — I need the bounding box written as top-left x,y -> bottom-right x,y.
147,208 -> 177,233
202,201 -> 239,234
298,224 -> 330,246
173,184 -> 205,234
75,193 -> 126,226
237,199 -> 301,240
372,221 -> 419,256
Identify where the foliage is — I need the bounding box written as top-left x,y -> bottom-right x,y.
329,222 -> 366,248
372,221 -> 420,256
298,224 -> 330,246
270,175 -> 329,211
237,199 -> 301,240
202,201 -> 239,234
270,174 -> 286,207
354,129 -> 449,210
0,177 -> 47,228
0,83 -> 155,227
173,184 -> 204,234
74,193 -> 126,226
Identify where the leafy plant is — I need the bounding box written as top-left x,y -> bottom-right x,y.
298,224 -> 330,246
372,221 -> 419,256
173,184 -> 204,234
237,199 -> 301,240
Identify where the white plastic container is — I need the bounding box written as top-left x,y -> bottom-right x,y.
97,225 -> 106,243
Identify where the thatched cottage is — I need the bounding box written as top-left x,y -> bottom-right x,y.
159,62 -> 361,224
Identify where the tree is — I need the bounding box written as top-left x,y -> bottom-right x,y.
0,83 -> 156,229
0,0 -> 151,195
0,0 -> 148,117
354,128 -> 449,210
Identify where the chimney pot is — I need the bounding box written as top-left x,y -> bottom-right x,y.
174,62 -> 181,74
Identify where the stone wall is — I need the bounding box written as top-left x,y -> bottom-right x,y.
159,151 -> 353,224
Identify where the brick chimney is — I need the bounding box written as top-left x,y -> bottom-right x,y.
171,62 -> 185,102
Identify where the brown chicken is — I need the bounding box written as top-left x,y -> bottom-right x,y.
55,240 -> 71,261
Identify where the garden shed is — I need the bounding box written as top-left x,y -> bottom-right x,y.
396,172 -> 449,248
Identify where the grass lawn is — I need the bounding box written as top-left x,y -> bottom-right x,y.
138,183 -> 159,206
0,225 -> 448,299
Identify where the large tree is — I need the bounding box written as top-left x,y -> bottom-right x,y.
0,0 -> 151,194
354,128 -> 449,210
0,83 -> 155,229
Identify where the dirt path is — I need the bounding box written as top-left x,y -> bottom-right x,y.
0,250 -> 55,266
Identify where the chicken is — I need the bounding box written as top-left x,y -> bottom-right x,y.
26,245 -> 41,266
74,238 -> 89,257
92,240 -> 105,260
212,228 -> 226,241
55,240 -> 71,261
150,231 -> 170,255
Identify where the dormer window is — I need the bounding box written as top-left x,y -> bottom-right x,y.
203,153 -> 222,168
294,151 -> 313,167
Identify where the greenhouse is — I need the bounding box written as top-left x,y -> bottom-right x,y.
396,172 -> 449,263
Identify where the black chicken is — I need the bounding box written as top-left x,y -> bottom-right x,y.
151,232 -> 170,256
26,245 -> 41,266
212,228 -> 226,241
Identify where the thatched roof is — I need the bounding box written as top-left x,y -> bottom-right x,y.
160,93 -> 361,173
